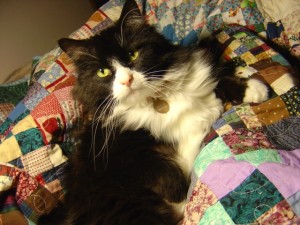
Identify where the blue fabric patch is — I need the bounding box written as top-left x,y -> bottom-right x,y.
8,102 -> 29,122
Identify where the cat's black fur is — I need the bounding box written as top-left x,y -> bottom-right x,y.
38,0 -> 267,224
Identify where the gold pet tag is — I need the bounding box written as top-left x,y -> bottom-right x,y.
153,98 -> 170,113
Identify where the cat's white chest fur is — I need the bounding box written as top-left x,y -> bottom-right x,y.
110,53 -> 224,174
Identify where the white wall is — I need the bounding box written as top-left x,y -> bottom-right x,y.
0,0 -> 94,83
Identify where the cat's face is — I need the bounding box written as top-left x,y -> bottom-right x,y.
59,0 -> 176,111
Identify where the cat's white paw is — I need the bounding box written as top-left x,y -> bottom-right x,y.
243,79 -> 269,103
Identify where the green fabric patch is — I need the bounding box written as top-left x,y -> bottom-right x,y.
0,78 -> 29,105
199,202 -> 234,225
235,149 -> 281,166
220,169 -> 284,224
194,137 -> 232,177
15,128 -> 44,154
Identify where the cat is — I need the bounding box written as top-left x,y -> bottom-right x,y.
38,0 -> 268,224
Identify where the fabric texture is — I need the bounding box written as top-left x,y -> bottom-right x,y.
0,0 -> 299,224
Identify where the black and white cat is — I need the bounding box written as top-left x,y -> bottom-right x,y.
39,0 -> 268,224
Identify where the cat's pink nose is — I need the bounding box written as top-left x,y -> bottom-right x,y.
121,74 -> 133,87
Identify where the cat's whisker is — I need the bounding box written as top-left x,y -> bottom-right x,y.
89,95 -> 114,162
142,66 -> 172,75
95,100 -> 117,162
149,80 -> 181,94
148,76 -> 195,84
120,8 -> 141,47
90,96 -> 116,170
145,69 -> 174,75
90,95 -> 113,125
75,50 -> 100,60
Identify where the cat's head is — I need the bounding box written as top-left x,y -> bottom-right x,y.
58,0 -> 176,112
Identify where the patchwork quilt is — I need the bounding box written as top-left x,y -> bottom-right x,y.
0,0 -> 299,224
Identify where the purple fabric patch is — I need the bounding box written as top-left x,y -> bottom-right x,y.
200,157 -> 255,199
258,162 -> 300,199
279,149 -> 300,168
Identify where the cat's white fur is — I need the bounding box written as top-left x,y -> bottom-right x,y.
110,51 -> 224,174
243,79 -> 269,103
107,51 -> 268,175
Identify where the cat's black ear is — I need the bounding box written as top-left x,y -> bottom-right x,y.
58,38 -> 89,59
118,0 -> 144,25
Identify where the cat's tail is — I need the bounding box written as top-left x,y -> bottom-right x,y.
38,185 -> 183,225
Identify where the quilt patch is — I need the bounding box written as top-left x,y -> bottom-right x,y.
0,0 -> 299,224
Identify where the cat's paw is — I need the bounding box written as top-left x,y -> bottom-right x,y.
243,79 -> 269,103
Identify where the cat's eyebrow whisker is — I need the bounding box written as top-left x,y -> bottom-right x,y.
145,69 -> 174,75
142,64 -> 164,74
120,8 -> 141,47
148,75 -> 194,83
75,51 -> 100,60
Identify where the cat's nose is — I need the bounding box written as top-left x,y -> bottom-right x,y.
120,74 -> 133,87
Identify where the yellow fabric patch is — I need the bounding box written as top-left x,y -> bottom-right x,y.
0,136 -> 21,162
11,115 -> 37,136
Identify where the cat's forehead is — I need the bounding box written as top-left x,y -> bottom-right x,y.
96,23 -> 154,50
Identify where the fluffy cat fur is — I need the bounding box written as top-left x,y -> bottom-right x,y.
39,0 -> 268,224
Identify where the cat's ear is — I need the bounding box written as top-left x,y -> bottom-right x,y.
118,0 -> 144,25
58,38 -> 90,60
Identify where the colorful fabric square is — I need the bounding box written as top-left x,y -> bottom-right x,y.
222,128 -> 274,155
234,149 -> 281,167
0,136 -> 22,162
0,103 -> 15,125
0,118 -> 13,138
11,115 -> 37,136
235,104 -> 261,129
251,96 -> 290,126
38,62 -> 66,88
287,191 -> 300,216
0,0 -> 299,224
200,157 -> 255,199
7,102 -> 29,122
258,162 -> 300,199
144,0 -> 265,46
0,78 -> 29,105
220,169 -> 284,224
279,149 -> 300,168
222,107 -> 246,129
281,86 -> 300,116
264,117 -> 300,150
45,74 -> 76,93
183,180 -> 218,225
21,147 -> 54,177
198,202 -> 235,224
31,93 -> 66,144
257,200 -> 299,224
23,82 -> 49,111
15,129 -> 44,155
193,137 -> 232,177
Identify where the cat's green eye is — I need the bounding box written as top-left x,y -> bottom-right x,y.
97,68 -> 112,78
129,51 -> 139,61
